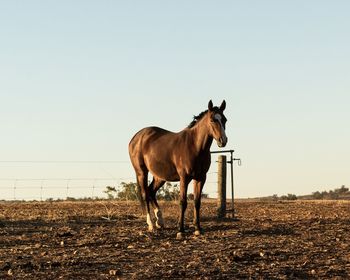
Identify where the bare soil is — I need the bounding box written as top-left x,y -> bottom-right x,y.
0,200 -> 349,279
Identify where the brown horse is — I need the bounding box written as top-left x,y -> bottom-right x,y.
128,100 -> 227,238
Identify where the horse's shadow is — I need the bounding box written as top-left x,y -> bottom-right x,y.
153,216 -> 297,238
153,215 -> 239,237
241,225 -> 296,236
200,216 -> 240,232
202,223 -> 238,233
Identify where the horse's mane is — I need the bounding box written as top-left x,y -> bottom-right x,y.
187,106 -> 220,128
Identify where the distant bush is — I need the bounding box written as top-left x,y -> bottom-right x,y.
157,182 -> 179,201
104,186 -> 118,200
335,185 -> 349,194
311,185 -> 349,200
273,185 -> 349,201
117,183 -> 140,201
280,194 -> 297,201
104,183 -> 141,201
311,191 -> 323,199
104,182 -> 181,201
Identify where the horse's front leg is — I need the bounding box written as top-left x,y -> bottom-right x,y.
177,177 -> 189,239
193,177 -> 205,236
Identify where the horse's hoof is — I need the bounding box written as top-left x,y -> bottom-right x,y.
176,232 -> 183,240
156,222 -> 164,229
194,230 -> 201,236
148,226 -> 154,232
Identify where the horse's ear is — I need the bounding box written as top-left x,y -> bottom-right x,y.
220,100 -> 226,111
208,100 -> 214,111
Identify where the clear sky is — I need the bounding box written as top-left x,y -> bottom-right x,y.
1,1 -> 349,199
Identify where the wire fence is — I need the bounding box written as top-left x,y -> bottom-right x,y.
0,160 -> 223,201
0,178 -> 128,201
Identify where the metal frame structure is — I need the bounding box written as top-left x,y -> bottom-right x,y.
211,149 -> 241,218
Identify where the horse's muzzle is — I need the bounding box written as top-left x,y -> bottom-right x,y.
217,137 -> 228,148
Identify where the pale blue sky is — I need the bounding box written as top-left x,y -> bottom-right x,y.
1,1 -> 349,199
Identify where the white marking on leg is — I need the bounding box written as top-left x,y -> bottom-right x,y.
147,213 -> 154,232
154,208 -> 164,228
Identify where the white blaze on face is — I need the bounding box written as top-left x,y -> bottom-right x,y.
214,113 -> 227,144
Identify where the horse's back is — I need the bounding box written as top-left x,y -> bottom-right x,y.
129,126 -> 173,147
129,126 -> 175,159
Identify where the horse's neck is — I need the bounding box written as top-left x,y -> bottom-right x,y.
190,122 -> 213,154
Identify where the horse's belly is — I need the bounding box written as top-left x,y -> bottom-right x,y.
147,160 -> 180,181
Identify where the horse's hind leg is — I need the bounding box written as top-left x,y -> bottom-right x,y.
149,178 -> 165,229
137,172 -> 155,232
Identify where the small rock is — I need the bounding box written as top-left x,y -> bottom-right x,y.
176,232 -> 183,240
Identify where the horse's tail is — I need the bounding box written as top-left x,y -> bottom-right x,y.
128,131 -> 147,214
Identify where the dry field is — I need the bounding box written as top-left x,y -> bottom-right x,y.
0,199 -> 349,279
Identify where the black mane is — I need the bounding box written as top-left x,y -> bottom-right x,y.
187,107 -> 220,128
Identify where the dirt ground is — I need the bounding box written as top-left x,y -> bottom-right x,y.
0,199 -> 349,279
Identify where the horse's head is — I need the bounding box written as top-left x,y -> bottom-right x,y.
207,100 -> 228,148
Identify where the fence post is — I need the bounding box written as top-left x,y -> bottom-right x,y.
66,179 -> 70,199
13,179 -> 17,201
92,179 -> 96,198
40,180 -> 44,201
217,155 -> 227,218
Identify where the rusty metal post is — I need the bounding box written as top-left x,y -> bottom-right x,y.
217,155 -> 227,218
